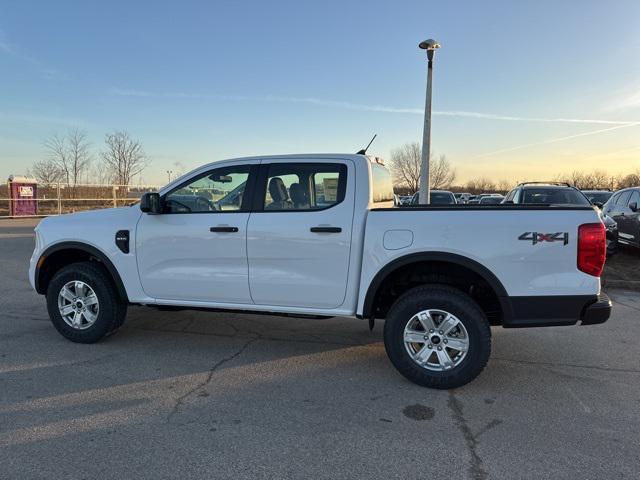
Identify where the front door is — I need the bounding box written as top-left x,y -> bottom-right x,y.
609,191 -> 633,245
621,190 -> 640,246
246,160 -> 355,309
137,163 -> 256,303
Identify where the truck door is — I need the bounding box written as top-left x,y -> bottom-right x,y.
246,160 -> 355,309
136,163 -> 257,303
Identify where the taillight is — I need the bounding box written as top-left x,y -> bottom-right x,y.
577,223 -> 606,277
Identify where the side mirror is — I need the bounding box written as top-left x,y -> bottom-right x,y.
140,192 -> 162,214
629,202 -> 638,212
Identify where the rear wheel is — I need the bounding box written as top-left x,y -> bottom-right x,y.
46,262 -> 127,343
383,285 -> 491,389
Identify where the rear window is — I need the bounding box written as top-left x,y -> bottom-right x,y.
430,192 -> 456,204
371,163 -> 394,203
521,188 -> 590,205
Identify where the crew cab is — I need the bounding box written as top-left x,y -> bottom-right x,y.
29,154 -> 611,389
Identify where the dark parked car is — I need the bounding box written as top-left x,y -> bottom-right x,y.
410,190 -> 457,205
602,188 -> 640,249
504,182 -> 618,253
582,190 -> 613,207
479,195 -> 505,204
503,182 -> 593,206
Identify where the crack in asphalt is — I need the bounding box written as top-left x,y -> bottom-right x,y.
447,391 -> 488,480
492,356 -> 640,374
165,337 -> 258,424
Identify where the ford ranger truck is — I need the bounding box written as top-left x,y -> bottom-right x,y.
29,154 -> 611,389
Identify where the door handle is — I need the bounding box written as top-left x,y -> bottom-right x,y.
310,226 -> 342,233
210,226 -> 239,233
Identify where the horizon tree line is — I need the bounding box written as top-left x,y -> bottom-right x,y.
389,141 -> 640,195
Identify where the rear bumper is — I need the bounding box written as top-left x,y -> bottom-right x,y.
580,293 -> 612,325
502,293 -> 611,328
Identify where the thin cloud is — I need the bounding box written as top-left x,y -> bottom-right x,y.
111,88 -> 639,126
0,29 -> 62,79
604,88 -> 640,112
475,123 -> 640,158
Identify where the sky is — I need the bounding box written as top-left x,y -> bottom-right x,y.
0,0 -> 639,185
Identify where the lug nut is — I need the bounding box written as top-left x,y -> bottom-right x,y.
427,344 -> 432,349
429,329 -> 434,333
437,346 -> 442,351
439,330 -> 443,335
443,339 -> 448,344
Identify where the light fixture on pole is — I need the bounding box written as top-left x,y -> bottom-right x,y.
418,38 -> 440,204
166,170 -> 173,182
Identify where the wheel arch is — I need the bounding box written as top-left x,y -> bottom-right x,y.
35,241 -> 129,302
361,252 -> 510,322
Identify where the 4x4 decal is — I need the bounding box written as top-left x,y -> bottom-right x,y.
518,232 -> 569,245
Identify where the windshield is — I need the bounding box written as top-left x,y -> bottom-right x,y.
584,191 -> 612,204
521,188 -> 590,205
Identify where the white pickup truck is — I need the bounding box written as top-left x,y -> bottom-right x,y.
29,154 -> 611,388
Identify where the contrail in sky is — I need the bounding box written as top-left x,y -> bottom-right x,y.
111,88 -> 639,126
475,123 -> 640,158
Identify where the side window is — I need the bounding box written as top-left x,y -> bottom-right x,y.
616,191 -> 632,207
628,191 -> 640,207
608,193 -> 619,208
262,163 -> 346,211
504,189 -> 516,202
164,166 -> 250,213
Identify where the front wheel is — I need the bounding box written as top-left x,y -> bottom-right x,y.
383,285 -> 491,389
46,262 -> 127,343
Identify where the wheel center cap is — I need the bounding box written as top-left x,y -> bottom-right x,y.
76,301 -> 84,309
430,335 -> 441,345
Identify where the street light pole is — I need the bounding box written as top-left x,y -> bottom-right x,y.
418,39 -> 440,204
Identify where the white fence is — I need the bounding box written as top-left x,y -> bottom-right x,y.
0,182 -> 161,218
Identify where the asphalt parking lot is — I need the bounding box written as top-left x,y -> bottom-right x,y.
1,219 -> 639,479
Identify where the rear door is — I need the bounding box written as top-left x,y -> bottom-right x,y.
246,159 -> 355,309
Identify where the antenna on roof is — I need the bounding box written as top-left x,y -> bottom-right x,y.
356,134 -> 377,155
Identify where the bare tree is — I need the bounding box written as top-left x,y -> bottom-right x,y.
45,129 -> 92,187
389,142 -> 455,192
101,131 -> 148,186
430,154 -> 456,189
389,142 -> 421,193
496,179 -> 513,193
465,178 -> 496,194
28,158 -> 63,184
90,161 -> 113,185
618,171 -> 640,189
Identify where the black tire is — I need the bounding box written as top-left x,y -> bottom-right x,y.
46,261 -> 127,343
383,285 -> 491,389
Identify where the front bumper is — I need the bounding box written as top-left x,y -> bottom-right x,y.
580,293 -> 612,325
